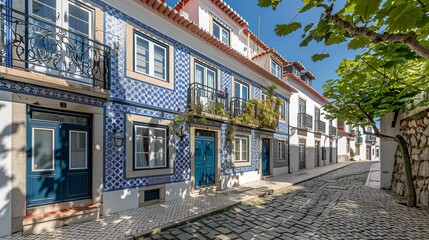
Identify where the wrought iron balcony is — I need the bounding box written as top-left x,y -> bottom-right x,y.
230,97 -> 256,119
188,82 -> 228,116
329,126 -> 337,136
0,7 -> 111,90
356,136 -> 363,144
314,120 -> 326,133
366,135 -> 376,142
298,113 -> 313,129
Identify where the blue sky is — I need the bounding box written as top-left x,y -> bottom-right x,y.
165,0 -> 359,94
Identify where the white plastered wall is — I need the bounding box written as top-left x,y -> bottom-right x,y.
0,91 -> 12,237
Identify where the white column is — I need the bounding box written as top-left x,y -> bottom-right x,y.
0,90 -> 12,237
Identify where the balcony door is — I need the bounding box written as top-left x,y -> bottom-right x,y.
194,62 -> 217,110
29,0 -> 93,84
233,80 -> 249,115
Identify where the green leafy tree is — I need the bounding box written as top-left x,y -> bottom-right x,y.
323,44 -> 429,207
258,0 -> 429,60
259,0 -> 429,206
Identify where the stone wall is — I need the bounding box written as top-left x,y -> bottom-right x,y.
391,109 -> 429,206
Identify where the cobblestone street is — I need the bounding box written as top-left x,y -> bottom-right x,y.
150,162 -> 429,240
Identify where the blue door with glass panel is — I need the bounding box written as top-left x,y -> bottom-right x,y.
195,134 -> 215,189
27,109 -> 91,207
262,138 -> 270,176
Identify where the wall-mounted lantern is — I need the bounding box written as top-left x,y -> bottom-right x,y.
111,129 -> 124,148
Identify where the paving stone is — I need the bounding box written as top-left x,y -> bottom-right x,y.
8,162 -> 429,240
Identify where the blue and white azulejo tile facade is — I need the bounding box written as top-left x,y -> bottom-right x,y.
102,3 -> 290,192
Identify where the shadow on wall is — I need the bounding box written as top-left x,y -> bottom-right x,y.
0,102 -> 25,235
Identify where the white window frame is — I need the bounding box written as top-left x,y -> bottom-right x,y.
271,59 -> 282,79
212,20 -> 230,46
134,125 -> 167,169
194,62 -> 217,88
69,130 -> 88,170
134,33 -> 168,82
234,135 -> 249,162
234,80 -> 249,100
278,140 -> 286,160
292,66 -> 301,77
32,128 -> 55,172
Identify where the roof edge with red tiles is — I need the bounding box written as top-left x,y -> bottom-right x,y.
174,0 -> 248,28
139,0 -> 297,94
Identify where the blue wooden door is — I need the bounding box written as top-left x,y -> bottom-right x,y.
61,125 -> 91,201
27,110 -> 91,207
27,121 -> 61,206
262,138 -> 270,176
195,136 -> 215,189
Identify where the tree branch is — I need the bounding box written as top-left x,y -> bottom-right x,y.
320,7 -> 429,59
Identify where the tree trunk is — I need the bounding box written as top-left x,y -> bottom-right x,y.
395,135 -> 416,207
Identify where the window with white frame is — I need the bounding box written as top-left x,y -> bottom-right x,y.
261,92 -> 268,101
280,102 -> 286,121
134,32 -> 168,81
234,80 -> 249,101
134,125 -> 167,169
292,66 -> 301,76
195,62 -> 217,89
271,60 -> 282,79
278,140 -> 286,160
234,135 -> 249,162
212,20 -> 230,46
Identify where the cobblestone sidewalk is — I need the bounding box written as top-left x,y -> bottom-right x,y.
366,162 -> 380,188
2,162 -> 353,240
156,162 -> 429,240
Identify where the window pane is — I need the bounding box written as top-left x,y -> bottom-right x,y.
235,151 -> 240,161
32,0 -> 56,23
136,153 -> 149,168
207,69 -> 215,88
68,3 -> 90,36
213,23 -> 220,39
153,138 -> 165,167
136,37 -> 149,74
195,64 -> 204,85
70,131 -> 87,169
154,45 -> 166,80
33,128 -> 54,171
222,29 -> 229,45
234,82 -> 241,98
242,85 -> 248,101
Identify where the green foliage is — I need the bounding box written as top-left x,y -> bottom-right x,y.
311,53 -> 330,62
275,22 -> 302,36
257,0 -> 429,60
207,101 -> 229,117
322,44 -> 429,129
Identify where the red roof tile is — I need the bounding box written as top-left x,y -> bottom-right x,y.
139,0 -> 297,94
174,0 -> 248,27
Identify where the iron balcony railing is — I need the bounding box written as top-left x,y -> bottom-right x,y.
188,82 -> 228,116
230,97 -> 256,118
366,135 -> 376,142
0,6 -> 111,90
329,126 -> 337,136
314,120 -> 326,133
298,113 -> 313,129
356,136 -> 363,144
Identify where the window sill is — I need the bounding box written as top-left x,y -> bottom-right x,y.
126,168 -> 174,178
233,161 -> 251,167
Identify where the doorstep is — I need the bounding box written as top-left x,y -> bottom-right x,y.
22,204 -> 99,236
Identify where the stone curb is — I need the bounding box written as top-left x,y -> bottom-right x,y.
127,162 -> 356,240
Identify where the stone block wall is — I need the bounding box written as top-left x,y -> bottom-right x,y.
391,109 -> 429,206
